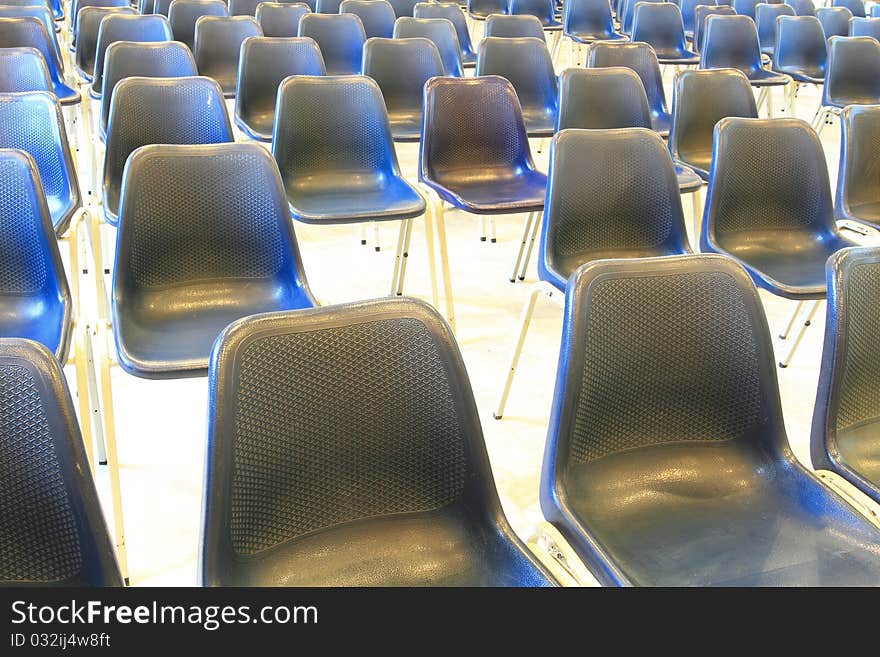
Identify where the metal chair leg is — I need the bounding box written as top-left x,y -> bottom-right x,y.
489,216 -> 497,243
480,216 -> 487,242
432,200 -> 456,333
779,300 -> 821,368
518,211 -> 542,281
373,220 -> 380,252
779,300 -> 805,339
395,217 -> 414,296
510,211 -> 535,283
391,219 -> 407,296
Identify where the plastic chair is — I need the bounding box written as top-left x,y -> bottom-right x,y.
113,142 -> 316,378
361,36 -> 444,141
812,246 -> 880,506
0,47 -> 52,93
873,4 -> 880,17
835,0 -> 866,17
540,253 -> 880,586
849,16 -> 880,38
756,2 -> 794,56
414,2 -> 476,66
467,0 -> 508,20
201,298 -> 557,587
587,41 -> 671,135
194,15 -> 262,96
669,68 -> 758,181
701,117 -> 858,367
393,16 -> 463,77
169,0 -> 229,51
153,0 -> 175,14
75,6 -> 136,81
772,14 -> 827,108
493,129 -> 692,419
817,6 -> 853,39
0,337 -> 123,586
0,17 -> 79,103
103,76 -> 233,226
71,0 -> 129,44
339,0 -> 394,38
813,36 -> 880,134
475,37 -> 558,137
631,2 -> 699,64
732,0 -> 760,18
681,0 -> 715,39
485,13 -> 546,39
314,0 -> 340,11
388,0 -> 418,17
228,0 -> 261,14
99,40 -> 198,138
619,0 -> 662,35
92,14 -> 173,97
255,1 -> 310,36
562,0 -> 625,48
297,13 -> 365,74
693,4 -> 735,52
0,93 -> 82,234
785,0 -> 815,16
234,36 -> 325,141
835,105 -> 880,231
0,5 -> 62,61
509,0 -> 562,29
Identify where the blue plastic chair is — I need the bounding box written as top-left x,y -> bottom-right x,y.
835,0 -> 866,17
812,245 -> 880,505
71,0 -> 130,45
475,36 -> 558,137
509,0 -> 562,29
818,6 -> 854,38
153,0 -> 176,14
169,0 -> 229,51
0,93 -> 82,235
255,2 -> 310,37
388,0 -> 419,17
103,76 -> 234,226
393,16 -> 463,77
681,0 -> 715,39
414,2 -> 476,66
873,4 -> 880,17
201,298 -> 557,587
74,6 -> 136,82
700,14 -> 790,86
315,0 -> 341,11
631,2 -> 699,64
772,15 -> 827,86
850,15 -> 880,37
814,36 -> 880,133
756,2 -> 795,56
834,105 -> 880,230
0,337 -> 123,586
732,0 -> 760,19
298,12 -> 365,74
235,36 -> 325,140
692,3 -> 735,52
0,17 -> 79,103
619,0 -> 662,35
785,0 -> 815,16
0,47 -> 52,93
540,253 -> 880,586
194,15 -> 262,95
228,0 -> 261,14
0,151 -> 71,361
467,0 -> 508,19
485,13 -> 546,39
563,0 -> 626,44
91,13 -> 172,96
587,41 -> 671,135
113,142 -> 316,378
0,5 -> 62,60
340,0 -> 394,38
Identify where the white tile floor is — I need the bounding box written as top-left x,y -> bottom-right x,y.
60,57 -> 880,586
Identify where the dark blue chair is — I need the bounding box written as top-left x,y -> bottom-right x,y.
693,3 -> 735,52
414,2 -> 476,66
732,0 -> 761,18
813,36 -> 880,134
834,105 -> 880,231
756,2 -> 795,56
785,0 -> 815,16
0,47 -> 52,93
298,12 -> 365,74
315,0 -> 341,11
74,6 -> 136,82
393,16 -> 463,77
362,36 -> 444,141
849,15 -> 880,37
0,4 -> 62,56
817,5 -> 853,38
0,150 -> 71,361
631,2 -> 699,64
235,36 -> 325,141
700,14 -> 790,87
563,0 -> 626,44
475,36 -> 557,137
92,13 -> 173,96
71,0 -> 130,46
388,0 -> 418,17
873,4 -> 880,17
485,13 -> 546,39
255,1 -> 310,37
835,0 -> 866,17
772,15 -> 826,89
340,0 -> 395,38
49,0 -> 63,19
0,93 -> 82,235
168,0 -> 229,51
201,298 -> 557,587
681,0 -> 715,39
812,246 -> 880,505
103,76 -> 234,225
467,0 -> 508,19
153,0 -> 175,14
0,337 -> 123,586
509,0 -> 562,30
194,15 -> 262,96
0,17 -> 79,104
540,253 -> 880,586
587,41 -> 671,135
619,0 -> 662,35
112,142 -> 316,378
228,0 -> 261,14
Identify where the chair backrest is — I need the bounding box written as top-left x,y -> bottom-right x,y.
620,0 -> 662,34
834,0 -> 865,17
0,17 -> 76,102
773,15 -> 827,76
836,105 -> 880,223
702,118 -> 838,250
0,46 -> 52,93
631,2 -> 690,54
0,4 -> 61,61
298,12 -> 365,74
557,66 -> 652,130
509,0 -> 556,25
103,76 -> 233,221
169,0 -> 229,51
255,1 -> 310,36
873,4 -> 880,17
387,0 -> 418,17
202,297 -> 529,585
681,0 -> 716,34
153,0 -> 175,14
539,129 -> 690,288
414,2 -> 474,58
563,0 -> 617,38
785,0 -> 815,16
475,37 -> 557,122
75,6 -> 136,79
849,16 -> 880,38
0,92 -> 81,234
0,336 -> 122,586
485,13 -> 546,39
817,6 -> 853,38
194,15 -> 262,94
100,40 -> 198,136
732,0 -> 760,18
93,13 -> 173,94
700,14 -> 764,75
393,16 -> 462,76
228,0 -> 261,14
467,0 -> 507,16
314,0 -> 340,11
71,0 -> 129,40
340,0 -> 394,38
361,36 -> 443,123
756,2 -> 795,52
823,35 -> 880,107
693,4 -> 735,51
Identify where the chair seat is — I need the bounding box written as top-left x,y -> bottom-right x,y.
462,51 -> 476,67
422,168 -> 547,214
114,281 -> 314,378
558,440 -> 880,586
387,109 -> 423,141
543,245 -> 687,291
210,506 -> 555,586
523,108 -> 557,137
743,67 -> 790,86
567,29 -> 627,43
651,111 -> 671,137
656,49 -> 699,65
286,176 -> 426,224
838,201 -> 880,228
826,95 -> 880,110
53,80 -> 80,105
775,65 -> 824,84
675,163 -> 703,193
0,295 -> 69,363
47,195 -> 77,234
235,109 -> 274,142
837,419 -> 880,489
678,149 -> 712,181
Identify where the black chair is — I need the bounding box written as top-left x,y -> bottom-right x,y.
813,36 -> 880,135
112,142 -> 317,378
298,12 -> 365,74
201,298 -> 557,586
812,246 -> 880,505
0,17 -> 79,104
0,337 -> 123,586
74,6 -> 136,81
834,104 -> 880,231
194,15 -> 261,96
234,36 -> 325,141
413,2 -> 476,67
91,13 -> 174,97
393,16 -> 463,77
255,1 -> 310,37
484,13 -> 546,40
168,0 -> 229,51
756,2 -> 794,57
340,0 -> 394,38
540,253 -> 880,586
817,5 -> 853,39
361,36 -> 444,142
631,2 -> 699,65
701,117 -> 858,367
772,15 -> 827,111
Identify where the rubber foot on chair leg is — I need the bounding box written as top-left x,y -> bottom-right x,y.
480,236 -> 486,242
360,239 -> 366,245
99,460 -> 108,466
492,413 -> 502,420
778,362 -> 787,369
491,238 -> 497,243
804,321 -> 811,327
509,277 -> 516,283
518,275 -> 525,281
124,577 -> 130,586
374,246 -> 380,252
104,269 -> 110,275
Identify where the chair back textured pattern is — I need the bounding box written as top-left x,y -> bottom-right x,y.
540,254 -> 880,586
835,105 -> 880,229
255,2 -> 310,37
0,151 -> 70,360
339,0 -> 394,38
756,2 -> 794,55
413,2 -> 476,65
194,15 -> 262,96
772,15 -> 827,84
201,298 -> 556,586
0,5 -> 62,63
817,6 -> 853,38
393,16 -> 462,77
92,13 -> 174,95
0,338 -> 122,586
485,13 -> 546,39
563,0 -> 625,43
0,17 -> 78,103
822,36 -> 880,109
700,14 -> 790,84
113,143 -> 316,378
169,0 -> 229,51
557,67 -> 651,131
74,6 -> 136,81
631,2 -> 698,63
298,12 -> 365,74
0,47 -> 52,94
